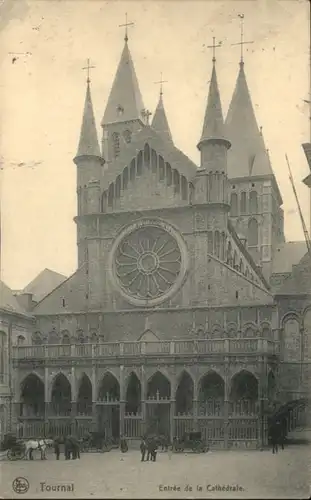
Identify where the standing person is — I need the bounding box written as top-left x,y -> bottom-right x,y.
151,440 -> 158,462
54,437 -> 61,460
120,434 -> 128,453
140,437 -> 147,462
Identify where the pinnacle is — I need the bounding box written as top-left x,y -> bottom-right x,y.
151,94 -> 174,145
76,81 -> 101,158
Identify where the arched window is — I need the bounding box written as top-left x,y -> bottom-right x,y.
32,332 -> 42,345
17,335 -> 25,346
227,242 -> 232,266
144,143 -> 150,167
173,170 -> 180,194
248,218 -> 259,246
166,163 -> 172,186
108,183 -> 114,208
215,231 -> 220,258
208,232 -> 214,254
233,251 -> 238,269
249,191 -> 258,214
137,151 -> 143,176
159,156 -> 165,180
0,332 -> 6,383
151,150 -> 157,173
220,232 -> 226,260
230,193 -> 238,216
240,259 -> 244,274
115,176 -> 121,198
240,192 -> 247,214
130,159 -> 136,182
123,130 -> 132,144
101,191 -> 107,212
112,132 -> 120,158
181,176 -> 188,200
123,167 -> 128,190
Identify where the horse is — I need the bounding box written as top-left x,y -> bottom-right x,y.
24,438 -> 54,460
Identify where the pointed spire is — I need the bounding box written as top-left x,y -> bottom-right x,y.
225,62 -> 273,178
102,41 -> 145,126
76,80 -> 100,157
151,92 -> 174,145
198,60 -> 229,149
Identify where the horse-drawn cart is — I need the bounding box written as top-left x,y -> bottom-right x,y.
172,431 -> 208,453
79,431 -> 116,453
1,434 -> 26,461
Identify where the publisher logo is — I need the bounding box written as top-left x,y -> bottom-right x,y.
12,477 -> 29,494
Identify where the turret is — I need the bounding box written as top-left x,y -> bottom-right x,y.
74,77 -> 103,216
151,87 -> 174,146
195,49 -> 231,206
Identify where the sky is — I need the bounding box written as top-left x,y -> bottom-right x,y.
0,0 -> 310,290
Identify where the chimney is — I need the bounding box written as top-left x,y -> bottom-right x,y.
15,292 -> 34,312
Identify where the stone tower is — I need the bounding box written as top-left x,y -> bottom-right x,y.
225,60 -> 285,280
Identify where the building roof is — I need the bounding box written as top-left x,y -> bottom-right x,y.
271,241 -> 307,274
102,125 -> 198,191
302,143 -> 311,186
102,40 -> 145,126
277,252 -> 311,295
76,80 -> 101,158
0,280 -> 30,316
225,62 -> 274,179
198,61 -> 228,148
23,268 -> 67,303
151,93 -> 174,146
33,267 -> 87,314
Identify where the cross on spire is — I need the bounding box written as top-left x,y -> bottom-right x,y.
142,108 -> 152,125
82,58 -> 95,83
207,37 -> 222,64
154,72 -> 168,96
119,12 -> 134,42
231,14 -> 254,63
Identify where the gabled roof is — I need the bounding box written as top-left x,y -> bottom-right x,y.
225,62 -> 274,179
76,80 -> 101,158
277,252 -> 311,295
23,268 -> 67,303
0,280 -> 31,316
102,126 -> 198,190
198,62 -> 228,147
272,241 -> 307,274
102,40 -> 145,126
33,267 -> 87,315
151,93 -> 174,146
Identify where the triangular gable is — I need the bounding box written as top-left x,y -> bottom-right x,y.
23,268 -> 67,303
138,330 -> 159,342
33,267 -> 88,315
102,126 -> 197,191
277,252 -> 311,296
0,280 -> 31,316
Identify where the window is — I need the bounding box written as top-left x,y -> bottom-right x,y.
248,218 -> 259,246
108,183 -> 114,208
166,164 -> 172,186
115,176 -> 121,198
130,159 -> 136,182
230,193 -> 238,216
0,332 -> 5,383
112,132 -> 120,158
240,192 -> 247,214
159,156 -> 165,180
123,130 -> 132,144
17,335 -> 25,345
181,176 -> 188,201
101,191 -> 107,212
249,191 -> 258,214
137,151 -> 143,176
144,143 -> 150,167
173,170 -> 180,194
215,231 -> 220,258
151,150 -> 157,173
123,167 -> 128,190
208,232 -> 214,254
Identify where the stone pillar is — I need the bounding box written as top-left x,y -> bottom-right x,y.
71,366 -> 77,434
119,366 -> 125,436
258,367 -> 268,449
44,367 -> 50,435
170,400 -> 175,442
223,363 -> 230,449
193,399 -> 199,431
141,367 -> 147,437
92,364 -> 97,430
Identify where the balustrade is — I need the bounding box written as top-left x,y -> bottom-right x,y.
12,337 -> 278,361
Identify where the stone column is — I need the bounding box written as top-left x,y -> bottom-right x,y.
119,366 -> 125,436
258,365 -> 268,449
91,364 -> 97,430
71,366 -> 77,434
141,367 -> 147,437
170,400 -> 175,442
223,362 -> 230,449
44,367 -> 50,436
192,399 -> 199,431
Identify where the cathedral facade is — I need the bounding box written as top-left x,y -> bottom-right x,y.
10,36 -> 311,448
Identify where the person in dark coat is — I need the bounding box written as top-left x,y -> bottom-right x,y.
270,421 -> 281,454
146,437 -> 157,462
53,437 -> 61,460
151,440 -> 158,462
140,437 -> 147,462
120,435 -> 128,453
71,436 -> 80,459
64,436 -> 72,460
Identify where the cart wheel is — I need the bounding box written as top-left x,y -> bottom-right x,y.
7,449 -> 15,461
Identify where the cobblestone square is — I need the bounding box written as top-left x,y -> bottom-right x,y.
1,445 -> 310,499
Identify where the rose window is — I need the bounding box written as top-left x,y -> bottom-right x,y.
115,226 -> 182,301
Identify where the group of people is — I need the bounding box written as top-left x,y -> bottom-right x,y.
140,436 -> 159,462
53,435 -> 80,460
